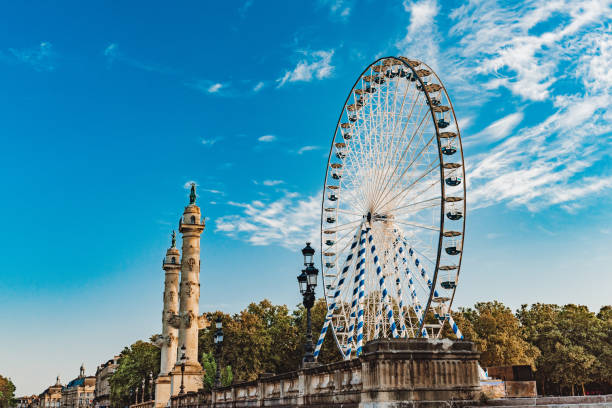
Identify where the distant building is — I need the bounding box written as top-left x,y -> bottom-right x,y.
94,357 -> 119,408
36,377 -> 63,408
61,365 -> 95,408
15,395 -> 38,408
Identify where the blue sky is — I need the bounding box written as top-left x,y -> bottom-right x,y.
1,0 -> 611,395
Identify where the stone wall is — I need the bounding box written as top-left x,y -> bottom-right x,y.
170,339 -> 481,408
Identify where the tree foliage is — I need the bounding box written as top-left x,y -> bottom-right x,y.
197,299 -> 341,382
517,303 -> 611,395
109,340 -> 160,408
0,375 -> 16,408
200,352 -> 233,391
105,298 -> 610,399
454,301 -> 540,367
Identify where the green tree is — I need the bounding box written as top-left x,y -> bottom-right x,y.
517,303 -> 611,395
293,298 -> 343,366
200,352 -> 233,391
110,340 -> 160,408
459,301 -> 539,368
0,375 -> 16,408
516,303 -> 563,394
594,306 -> 612,389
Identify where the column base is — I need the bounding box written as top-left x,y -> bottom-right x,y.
169,363 -> 204,396
154,375 -> 171,408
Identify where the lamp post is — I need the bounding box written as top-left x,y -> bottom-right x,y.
213,316 -> 224,388
179,345 -> 187,396
298,242 -> 318,365
148,372 -> 153,401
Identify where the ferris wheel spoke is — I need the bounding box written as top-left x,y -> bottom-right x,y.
369,95 -> 427,208
373,127 -> 436,212
370,106 -> 430,210
393,220 -> 439,231
377,156 -> 439,213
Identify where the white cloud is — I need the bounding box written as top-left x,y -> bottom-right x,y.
103,43 -> 118,61
404,0 -> 438,33
277,50 -> 335,87
187,79 -> 230,96
319,0 -> 352,20
448,0 -> 612,102
239,0 -> 254,18
467,92 -> 612,211
297,145 -> 321,154
207,83 -> 223,93
253,81 -> 265,92
464,112 -> 524,147
201,137 -> 221,146
258,135 -> 277,142
202,188 -> 225,195
102,43 -> 174,74
215,191 -> 320,248
262,180 -> 284,186
394,0 -> 612,212
7,41 -> 56,71
396,0 -> 440,70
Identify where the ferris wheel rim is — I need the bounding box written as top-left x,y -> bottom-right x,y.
319,56 -> 466,357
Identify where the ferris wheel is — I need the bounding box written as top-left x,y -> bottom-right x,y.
314,57 -> 467,360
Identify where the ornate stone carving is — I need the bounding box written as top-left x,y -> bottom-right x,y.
168,313 -> 181,329
182,281 -> 198,297
182,310 -> 195,328
164,290 -> 176,303
153,333 -> 176,348
188,258 -> 195,271
197,314 -> 210,330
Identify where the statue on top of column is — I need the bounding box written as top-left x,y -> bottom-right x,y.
189,183 -> 196,205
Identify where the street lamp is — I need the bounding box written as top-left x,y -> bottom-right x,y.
213,316 -> 224,388
148,372 -> 154,401
298,242 -> 318,365
179,345 -> 187,396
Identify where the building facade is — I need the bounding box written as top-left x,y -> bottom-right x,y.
94,357 -> 119,408
16,395 -> 38,408
61,365 -> 95,408
36,376 -> 62,408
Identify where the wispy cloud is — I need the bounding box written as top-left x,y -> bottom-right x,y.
215,191 -> 320,248
258,135 -> 277,142
464,112 -> 523,148
319,0 -> 352,20
277,50 -> 335,87
393,0 -> 612,212
3,42 -> 56,71
103,43 -> 175,74
202,188 -> 225,195
201,137 -> 222,147
253,81 -> 265,92
297,145 -> 321,154
187,79 -> 230,95
396,0 -> 440,71
238,0 -> 254,18
262,180 -> 284,186
447,0 -> 612,102
207,83 -> 223,93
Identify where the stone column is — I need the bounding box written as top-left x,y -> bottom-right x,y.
160,233 -> 180,375
155,233 -> 181,408
171,183 -> 205,394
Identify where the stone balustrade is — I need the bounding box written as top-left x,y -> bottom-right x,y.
170,339 -> 481,408
130,400 -> 155,408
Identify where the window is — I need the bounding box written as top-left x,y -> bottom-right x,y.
190,215 -> 195,223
